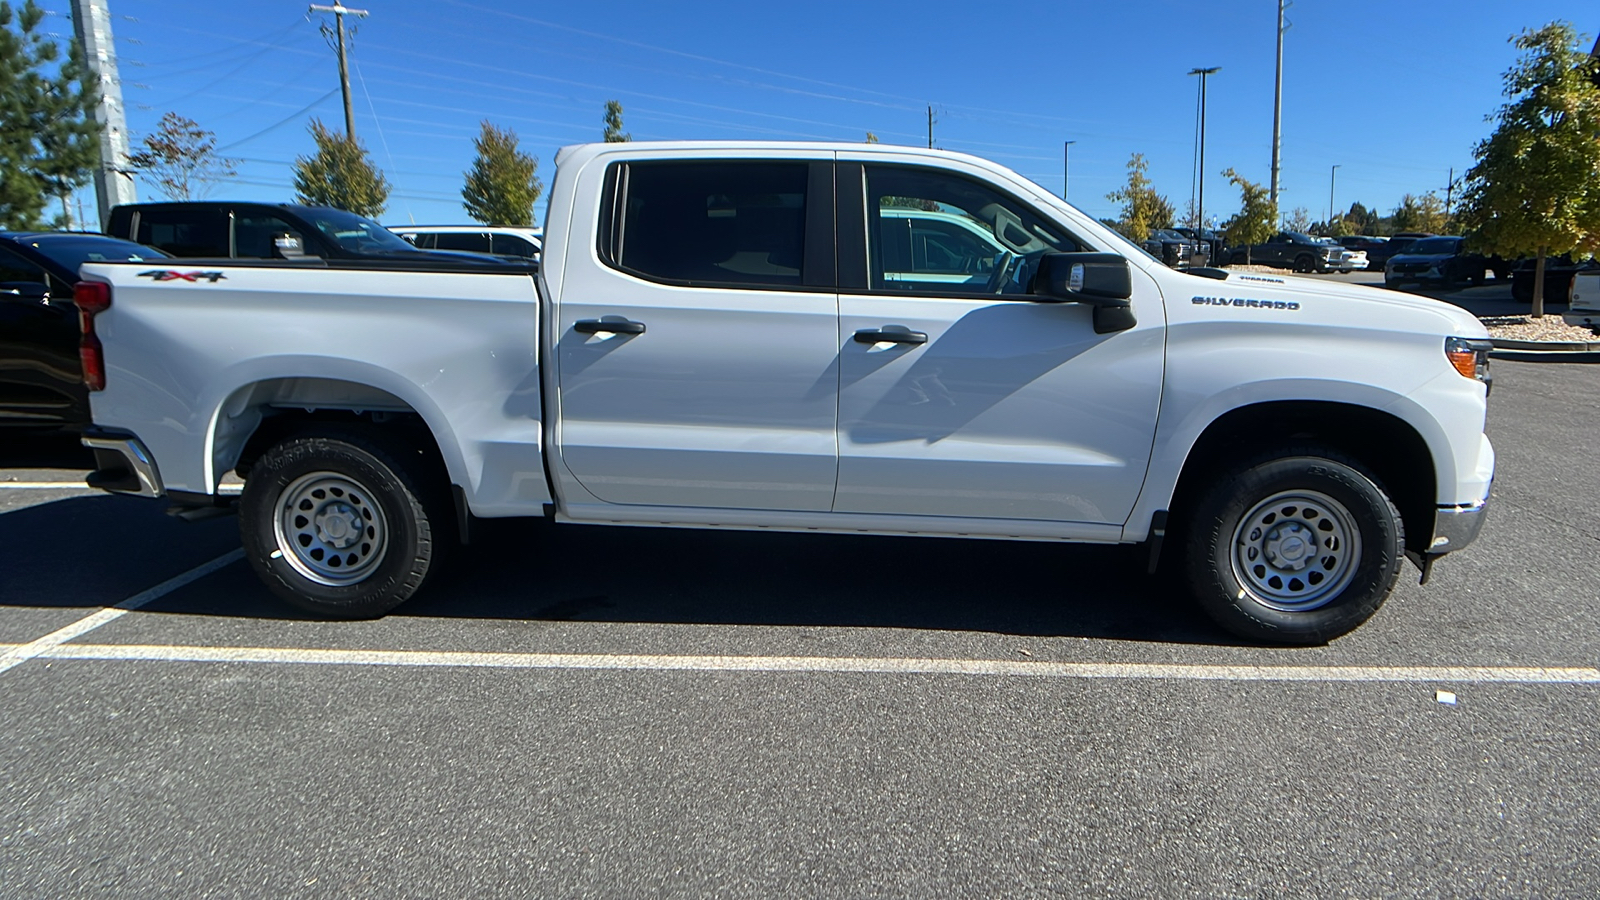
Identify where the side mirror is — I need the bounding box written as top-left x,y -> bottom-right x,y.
0,281 -> 49,302
1030,253 -> 1136,334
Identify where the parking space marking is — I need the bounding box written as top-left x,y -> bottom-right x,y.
0,482 -> 100,490
15,643 -> 1600,684
0,549 -> 244,676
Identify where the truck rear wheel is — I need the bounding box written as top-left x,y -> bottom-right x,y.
1183,448 -> 1404,644
240,429 -> 446,618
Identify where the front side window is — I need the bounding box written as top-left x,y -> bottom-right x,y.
234,215 -> 308,258
434,232 -> 492,253
865,164 -> 1076,295
492,233 -> 538,257
608,161 -> 808,288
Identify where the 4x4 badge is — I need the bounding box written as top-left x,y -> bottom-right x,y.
137,270 -> 227,283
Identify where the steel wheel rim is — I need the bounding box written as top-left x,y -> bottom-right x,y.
273,471 -> 389,586
1230,489 -> 1361,612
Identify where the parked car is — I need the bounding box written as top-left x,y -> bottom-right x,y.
1509,255 -> 1598,304
1140,228 -> 1207,268
1172,227 -> 1227,266
77,140 -> 1495,644
0,232 -> 168,432
106,202 -> 526,267
1385,237 -> 1506,289
389,225 -> 542,261
1364,236 -> 1422,272
1231,232 -> 1367,273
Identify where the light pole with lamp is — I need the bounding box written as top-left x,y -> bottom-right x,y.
1188,67 -> 1220,252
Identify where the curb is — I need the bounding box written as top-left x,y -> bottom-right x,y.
1489,337 -> 1600,352
1489,348 -> 1600,363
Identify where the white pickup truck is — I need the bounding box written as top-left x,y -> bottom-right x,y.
75,142 -> 1495,643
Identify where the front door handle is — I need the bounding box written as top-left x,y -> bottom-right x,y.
575,318 -> 646,335
853,328 -> 928,345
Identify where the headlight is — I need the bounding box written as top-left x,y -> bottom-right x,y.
1445,336 -> 1493,391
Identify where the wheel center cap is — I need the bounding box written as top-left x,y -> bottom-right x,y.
1265,523 -> 1314,570
314,503 -> 361,548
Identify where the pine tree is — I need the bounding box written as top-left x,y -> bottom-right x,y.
129,112 -> 237,201
461,121 -> 542,226
603,100 -> 631,143
0,0 -> 102,229
291,119 -> 390,218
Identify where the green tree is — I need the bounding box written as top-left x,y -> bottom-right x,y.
1391,192 -> 1449,235
1220,167 -> 1277,264
291,119 -> 390,218
461,121 -> 543,226
0,0 -> 102,229
1458,22 -> 1600,316
603,100 -> 631,143
128,112 -> 237,201
1105,153 -> 1171,241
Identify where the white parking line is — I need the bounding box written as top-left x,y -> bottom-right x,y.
11,643 -> 1600,684
0,549 -> 244,676
0,482 -> 99,490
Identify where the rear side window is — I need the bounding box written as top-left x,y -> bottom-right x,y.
604,161 -> 808,288
433,232 -> 492,253
134,209 -> 229,257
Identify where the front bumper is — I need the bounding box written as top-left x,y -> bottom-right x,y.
81,426 -> 165,498
1429,497 -> 1489,554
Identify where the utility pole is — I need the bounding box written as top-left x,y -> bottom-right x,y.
1063,140 -> 1076,201
1444,166 -> 1456,221
310,3 -> 369,139
927,105 -> 935,149
1328,164 -> 1340,230
1189,67 -> 1220,235
1270,0 -> 1290,208
70,0 -> 137,229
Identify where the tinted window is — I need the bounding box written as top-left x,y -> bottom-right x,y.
234,215 -> 310,258
1408,237 -> 1462,255
0,246 -> 48,285
300,208 -> 418,254
492,233 -> 538,257
866,164 -> 1075,295
433,232 -> 492,253
135,209 -> 230,257
612,161 -> 808,288
24,236 -> 167,269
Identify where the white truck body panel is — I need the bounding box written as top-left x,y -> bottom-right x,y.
81,141 -> 1492,552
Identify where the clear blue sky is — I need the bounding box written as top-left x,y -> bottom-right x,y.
37,0 -> 1600,229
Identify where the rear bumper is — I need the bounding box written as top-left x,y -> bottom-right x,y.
81,426 -> 164,498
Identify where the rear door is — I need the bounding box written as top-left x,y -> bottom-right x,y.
832,158 -> 1165,525
0,246 -> 82,426
553,154 -> 841,511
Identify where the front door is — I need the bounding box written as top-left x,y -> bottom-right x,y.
555,156 -> 841,512
833,161 -> 1165,525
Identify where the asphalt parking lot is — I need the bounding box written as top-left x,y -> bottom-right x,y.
2,360 -> 1597,898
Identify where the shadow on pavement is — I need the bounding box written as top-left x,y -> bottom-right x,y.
0,432 -> 94,470
0,493 -> 1239,646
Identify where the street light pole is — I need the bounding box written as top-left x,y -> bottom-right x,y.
309,3 -> 369,139
1329,164 -> 1341,231
1188,67 -> 1221,235
1063,140 -> 1076,201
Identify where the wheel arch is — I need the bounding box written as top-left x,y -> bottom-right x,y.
1156,399 -> 1439,556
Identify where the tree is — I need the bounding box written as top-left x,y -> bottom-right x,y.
1104,153 -> 1172,241
1391,192 -> 1449,235
603,100 -> 631,143
865,132 -> 879,143
460,121 -> 542,226
1283,206 -> 1314,233
0,0 -> 102,229
1220,168 -> 1277,264
128,112 -> 237,201
1458,22 -> 1600,316
291,119 -> 390,218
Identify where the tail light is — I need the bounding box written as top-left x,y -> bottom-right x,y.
73,281 -> 111,391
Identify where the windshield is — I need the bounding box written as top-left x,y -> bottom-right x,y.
1407,238 -> 1461,255
302,208 -> 420,254
24,235 -> 169,270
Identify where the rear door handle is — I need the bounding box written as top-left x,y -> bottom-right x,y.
575,318 -> 646,335
853,328 -> 928,345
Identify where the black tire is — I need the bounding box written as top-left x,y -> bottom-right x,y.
1182,448 -> 1404,644
1230,251 -> 1249,266
240,428 -> 448,618
1470,267 -> 1486,286
1293,254 -> 1315,273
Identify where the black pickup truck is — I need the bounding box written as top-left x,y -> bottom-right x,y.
105,202 -> 517,266
1230,231 -> 1367,273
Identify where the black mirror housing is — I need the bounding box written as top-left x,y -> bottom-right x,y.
1030,253 -> 1136,334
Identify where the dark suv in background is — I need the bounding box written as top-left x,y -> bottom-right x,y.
1384,236 -> 1507,289
1,232 -> 168,432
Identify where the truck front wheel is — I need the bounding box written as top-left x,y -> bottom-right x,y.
240,429 -> 445,618
1183,449 -> 1404,644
